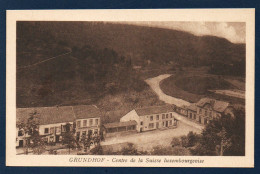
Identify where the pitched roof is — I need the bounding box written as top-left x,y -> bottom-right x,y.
196,98 -> 230,113
103,120 -> 137,129
17,105 -> 101,125
73,105 -> 101,119
187,103 -> 197,111
135,105 -> 174,116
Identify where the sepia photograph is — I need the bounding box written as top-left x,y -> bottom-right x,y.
6,9 -> 255,167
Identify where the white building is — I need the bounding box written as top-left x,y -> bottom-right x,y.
16,105 -> 101,148
120,105 -> 179,132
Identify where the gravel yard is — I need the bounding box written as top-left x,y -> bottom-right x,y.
101,121 -> 201,151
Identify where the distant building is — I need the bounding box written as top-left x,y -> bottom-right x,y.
176,105 -> 188,116
74,105 -> 101,141
195,98 -> 234,124
120,105 -> 179,132
16,105 -> 101,148
187,103 -> 197,120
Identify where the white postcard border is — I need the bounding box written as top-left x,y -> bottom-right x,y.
6,9 -> 255,167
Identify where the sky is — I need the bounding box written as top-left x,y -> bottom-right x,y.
116,22 -> 245,44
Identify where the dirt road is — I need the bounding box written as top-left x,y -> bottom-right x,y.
145,74 -> 204,130
145,74 -> 191,107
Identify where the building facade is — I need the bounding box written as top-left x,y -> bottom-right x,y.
195,98 -> 234,125
74,105 -> 101,141
120,105 -> 179,132
102,120 -> 137,138
187,104 -> 197,120
16,105 -> 101,147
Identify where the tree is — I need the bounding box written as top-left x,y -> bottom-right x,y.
186,131 -> 201,147
16,111 -> 46,155
61,123 -> 76,154
191,108 -> 245,156
151,146 -> 190,156
90,144 -> 104,155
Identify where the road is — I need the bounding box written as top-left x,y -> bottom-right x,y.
145,74 -> 204,130
145,74 -> 191,107
101,122 -> 201,151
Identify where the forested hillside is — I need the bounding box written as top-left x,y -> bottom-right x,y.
16,22 -> 245,108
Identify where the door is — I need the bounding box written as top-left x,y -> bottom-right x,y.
199,116 -> 201,123
166,121 -> 168,127
19,140 -> 23,147
56,135 -> 60,142
140,128 -> 143,132
156,122 -> 159,129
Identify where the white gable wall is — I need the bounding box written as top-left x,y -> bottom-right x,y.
120,110 -> 141,132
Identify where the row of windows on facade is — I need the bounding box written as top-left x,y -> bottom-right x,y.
18,125 -> 69,136
76,129 -> 99,137
146,113 -> 173,122
198,108 -> 215,118
44,125 -> 71,134
76,118 -> 99,128
147,120 -> 175,129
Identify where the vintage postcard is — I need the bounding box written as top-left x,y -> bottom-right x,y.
6,9 -> 255,167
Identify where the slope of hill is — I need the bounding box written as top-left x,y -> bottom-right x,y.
16,21 -> 245,108
17,21 -> 245,68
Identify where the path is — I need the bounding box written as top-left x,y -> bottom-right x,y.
145,74 -> 190,107
145,74 -> 204,130
18,51 -> 72,70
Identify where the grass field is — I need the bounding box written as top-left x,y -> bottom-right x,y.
160,71 -> 245,104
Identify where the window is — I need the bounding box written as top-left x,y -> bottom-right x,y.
148,123 -> 154,129
156,115 -> 159,120
43,137 -> 48,143
89,119 -> 93,126
77,120 -> 81,128
163,122 -> 165,126
83,120 -> 87,127
88,129 -> 93,135
150,116 -> 153,121
95,119 -> 99,125
56,127 -> 61,134
162,114 -> 165,119
199,109 -> 202,114
170,113 -> 173,118
94,129 -> 98,134
18,130 -> 24,136
61,125 -> 66,132
205,110 -> 207,116
166,114 -> 168,119
169,120 -> 172,125
140,121 -> 143,125
44,128 -> 49,134
50,127 -> 54,134
82,131 -> 86,136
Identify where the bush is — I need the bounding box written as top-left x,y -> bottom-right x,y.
151,146 -> 190,156
171,137 -> 181,147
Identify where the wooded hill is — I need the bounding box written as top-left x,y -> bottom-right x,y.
16,22 -> 245,107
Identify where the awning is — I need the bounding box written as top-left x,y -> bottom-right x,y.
103,120 -> 137,129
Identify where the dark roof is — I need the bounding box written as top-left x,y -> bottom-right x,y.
17,105 -> 101,125
72,105 -> 101,119
135,105 -> 174,116
103,121 -> 137,129
187,103 -> 197,112
196,98 -> 230,113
